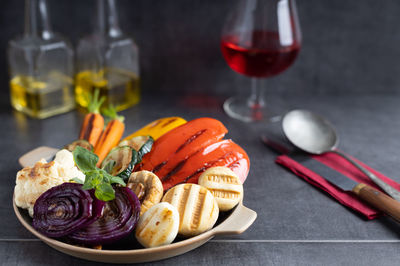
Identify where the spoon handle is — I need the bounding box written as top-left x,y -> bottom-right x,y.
332,150 -> 400,202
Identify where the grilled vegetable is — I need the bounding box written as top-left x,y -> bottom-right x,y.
160,139 -> 249,191
32,183 -> 105,238
136,137 -> 154,161
127,170 -> 163,216
94,105 -> 125,167
102,137 -> 154,181
68,186 -> 140,245
119,135 -> 152,151
139,117 -> 228,173
64,140 -> 93,152
123,117 -> 186,141
101,146 -> 138,180
79,89 -> 105,147
138,118 -> 250,191
135,202 -> 179,247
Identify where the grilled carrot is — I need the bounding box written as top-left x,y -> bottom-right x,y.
94,105 -> 125,167
79,89 -> 105,147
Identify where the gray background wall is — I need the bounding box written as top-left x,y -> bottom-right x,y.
1,0 -> 399,103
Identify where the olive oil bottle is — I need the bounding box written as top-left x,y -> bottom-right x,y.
75,68 -> 140,112
8,0 -> 74,119
75,0 -> 140,112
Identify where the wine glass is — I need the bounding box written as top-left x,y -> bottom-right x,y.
221,0 -> 301,122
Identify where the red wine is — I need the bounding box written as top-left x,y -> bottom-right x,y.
221,31 -> 300,78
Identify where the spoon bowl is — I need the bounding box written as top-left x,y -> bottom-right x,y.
282,109 -> 338,154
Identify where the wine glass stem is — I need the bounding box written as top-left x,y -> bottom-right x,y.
248,78 -> 265,109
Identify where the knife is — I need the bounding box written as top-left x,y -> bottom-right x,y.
261,135 -> 400,222
323,169 -> 400,222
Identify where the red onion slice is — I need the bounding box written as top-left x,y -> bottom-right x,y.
32,183 -> 105,238
68,187 -> 141,245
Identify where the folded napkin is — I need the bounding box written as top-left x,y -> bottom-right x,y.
276,152 -> 400,219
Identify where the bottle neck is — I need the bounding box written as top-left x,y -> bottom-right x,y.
24,0 -> 53,39
96,0 -> 122,38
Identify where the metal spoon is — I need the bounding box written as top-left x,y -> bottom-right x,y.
282,109 -> 400,201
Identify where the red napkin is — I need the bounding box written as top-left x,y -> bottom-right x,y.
276,152 -> 400,219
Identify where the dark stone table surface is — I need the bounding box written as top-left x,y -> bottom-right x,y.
2,93 -> 400,265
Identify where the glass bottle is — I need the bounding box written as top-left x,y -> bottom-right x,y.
8,0 -> 75,119
75,0 -> 140,112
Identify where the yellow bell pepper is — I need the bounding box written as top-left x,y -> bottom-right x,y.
124,117 -> 187,141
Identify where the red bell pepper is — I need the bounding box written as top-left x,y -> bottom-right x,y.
139,117 -> 249,191
160,139 -> 250,191
139,117 -> 228,173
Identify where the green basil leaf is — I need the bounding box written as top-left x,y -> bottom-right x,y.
101,171 -> 112,183
82,182 -> 94,190
102,170 -> 126,186
73,146 -> 99,172
101,173 -> 110,183
95,183 -> 115,201
69,177 -> 84,184
71,147 -> 128,202
82,171 -> 101,190
110,176 -> 126,186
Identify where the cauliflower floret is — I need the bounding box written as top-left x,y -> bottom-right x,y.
14,149 -> 85,216
54,149 -> 75,168
54,149 -> 85,183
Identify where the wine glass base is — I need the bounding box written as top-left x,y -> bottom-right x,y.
223,97 -> 282,123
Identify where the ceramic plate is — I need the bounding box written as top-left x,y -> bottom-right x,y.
14,146 -> 257,263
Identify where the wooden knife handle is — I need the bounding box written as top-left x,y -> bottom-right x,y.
353,183 -> 400,222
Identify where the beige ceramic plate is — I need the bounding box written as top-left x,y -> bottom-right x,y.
14,146 -> 257,264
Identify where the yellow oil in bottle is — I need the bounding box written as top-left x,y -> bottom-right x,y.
10,73 -> 75,119
75,68 -> 140,112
